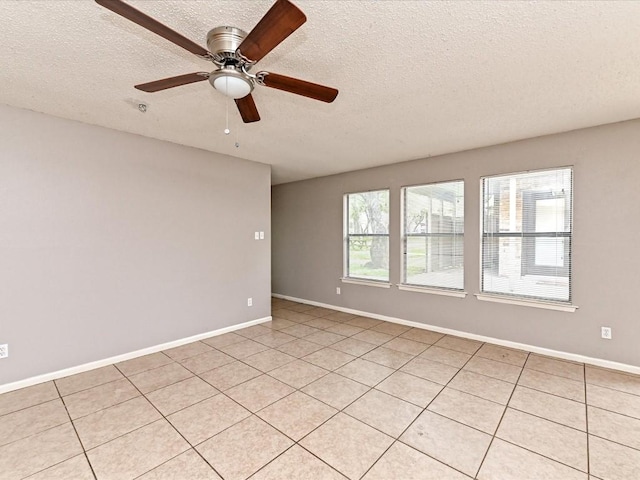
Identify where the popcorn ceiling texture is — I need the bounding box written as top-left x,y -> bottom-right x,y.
1,0 -> 639,184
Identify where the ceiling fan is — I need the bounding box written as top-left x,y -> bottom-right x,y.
95,0 -> 339,123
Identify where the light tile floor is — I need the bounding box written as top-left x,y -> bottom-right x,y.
1,297 -> 640,479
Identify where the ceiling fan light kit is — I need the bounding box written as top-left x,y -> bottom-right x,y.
94,0 -> 339,123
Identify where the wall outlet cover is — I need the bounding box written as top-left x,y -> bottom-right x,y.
601,327 -> 612,340
0,344 -> 8,359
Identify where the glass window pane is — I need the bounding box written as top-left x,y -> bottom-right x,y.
481,168 -> 572,302
403,180 -> 464,290
348,236 -> 389,281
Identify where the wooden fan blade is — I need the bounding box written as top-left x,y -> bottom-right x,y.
95,0 -> 210,57
259,72 -> 338,103
135,73 -> 209,92
237,0 -> 306,63
235,95 -> 261,123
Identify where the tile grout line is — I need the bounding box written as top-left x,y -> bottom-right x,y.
52,380 -> 99,480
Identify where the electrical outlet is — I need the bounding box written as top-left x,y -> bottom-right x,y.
254,232 -> 259,240
259,231 -> 264,240
336,287 -> 341,295
247,297 -> 253,307
601,326 -> 612,340
0,344 -> 8,359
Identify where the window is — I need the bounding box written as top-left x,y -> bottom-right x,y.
344,189 -> 389,282
481,168 -> 573,302
402,181 -> 464,290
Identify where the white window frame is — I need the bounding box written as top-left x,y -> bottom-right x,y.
343,189 -> 391,286
478,167 -> 575,310
400,180 -> 465,296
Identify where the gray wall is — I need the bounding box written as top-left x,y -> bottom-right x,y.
272,120 -> 640,367
0,105 -> 271,386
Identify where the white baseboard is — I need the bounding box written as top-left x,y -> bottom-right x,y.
0,316 -> 272,395
273,293 -> 640,376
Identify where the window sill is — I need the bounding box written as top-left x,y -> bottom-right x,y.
341,278 -> 391,289
397,284 -> 467,298
475,294 -> 578,312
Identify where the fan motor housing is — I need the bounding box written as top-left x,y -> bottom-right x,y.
206,26 -> 247,65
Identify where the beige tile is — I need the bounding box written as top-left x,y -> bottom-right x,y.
586,365 -> 640,396
478,438 -> 587,480
428,387 -> 505,434
401,356 -> 460,385
168,394 -> 250,445
464,356 -> 522,383
346,316 -> 383,329
305,306 -> 338,317
264,318 -> 296,330
363,441 -> 469,480
253,331 -> 297,348
336,359 -> 394,387
476,344 -> 528,367
269,359 -> 329,389
0,398 -> 69,447
218,339 -> 270,359
116,353 -> 173,377
63,378 -> 139,420
226,374 -> 295,412
128,362 -> 193,394
371,322 -> 412,336
588,405 -> 640,450
383,337 -> 428,356
519,368 -> 585,402
331,337 -> 377,356
302,373 -> 370,410
525,354 -> 585,382
197,415 -> 293,480
509,385 -> 586,430
179,349 -> 235,374
138,449 -> 221,480
301,413 -> 393,480
304,318 -> 341,330
251,444 -> 347,480
146,376 -> 218,416
258,391 -> 337,440
420,346 -> 471,368
586,383 -> 640,419
286,303 -> 316,313
278,311 -> 317,323
25,454 -> 94,480
589,434 -> 640,480
400,328 -> 445,345
303,348 -> 356,371
199,360 -> 262,391
280,323 -> 322,338
497,408 -> 587,471
362,346 -> 414,369
202,332 -> 245,349
163,341 -> 213,361
304,330 -> 346,346
352,330 -> 395,346
276,338 -> 325,357
326,323 -> 364,337
236,324 -> 272,339
243,349 -> 296,372
0,382 -> 58,417
325,311 -> 358,323
448,370 -> 515,405
401,410 -> 491,477
0,423 -> 82,480
87,419 -> 189,480
345,389 -> 422,437
55,365 -> 123,396
74,396 -> 161,449
435,335 -> 483,354
376,371 -> 443,408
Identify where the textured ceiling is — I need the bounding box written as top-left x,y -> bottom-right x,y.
1,1 -> 639,184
